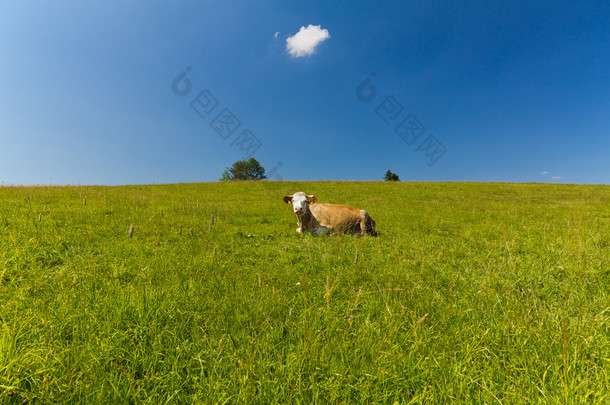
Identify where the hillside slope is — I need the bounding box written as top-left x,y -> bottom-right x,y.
1,181 -> 609,403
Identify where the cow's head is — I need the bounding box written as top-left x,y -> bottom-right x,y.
283,192 -> 317,216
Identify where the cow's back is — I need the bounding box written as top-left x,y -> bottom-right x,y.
309,203 -> 362,231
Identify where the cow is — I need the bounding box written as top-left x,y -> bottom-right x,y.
283,192 -> 377,236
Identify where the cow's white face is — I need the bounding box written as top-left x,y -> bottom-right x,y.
291,194 -> 309,216
283,192 -> 317,217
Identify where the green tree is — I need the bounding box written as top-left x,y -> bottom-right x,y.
220,158 -> 267,181
384,170 -> 400,181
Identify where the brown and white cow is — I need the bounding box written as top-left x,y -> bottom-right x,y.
283,192 -> 377,236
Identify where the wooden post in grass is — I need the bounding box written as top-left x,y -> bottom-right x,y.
128,224 -> 134,238
179,225 -> 182,235
83,197 -> 87,206
38,213 -> 42,222
354,249 -> 359,265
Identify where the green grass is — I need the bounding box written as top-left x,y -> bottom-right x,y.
1,181 -> 609,403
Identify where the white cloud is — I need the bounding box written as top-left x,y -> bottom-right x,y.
274,31 -> 279,39
286,24 -> 330,57
541,171 -> 549,175
552,176 -> 562,180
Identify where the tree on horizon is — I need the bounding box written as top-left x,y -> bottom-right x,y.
220,158 -> 267,181
384,170 -> 400,182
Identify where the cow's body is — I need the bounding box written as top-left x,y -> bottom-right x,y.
283,192 -> 377,236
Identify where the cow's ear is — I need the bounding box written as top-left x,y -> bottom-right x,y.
283,195 -> 293,204
307,195 -> 317,204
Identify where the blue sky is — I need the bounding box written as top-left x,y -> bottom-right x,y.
1,1 -> 609,185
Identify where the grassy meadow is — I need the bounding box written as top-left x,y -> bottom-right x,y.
1,181 -> 609,403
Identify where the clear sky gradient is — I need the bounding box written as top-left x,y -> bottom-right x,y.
1,1 -> 609,185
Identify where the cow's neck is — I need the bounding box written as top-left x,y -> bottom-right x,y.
299,206 -> 318,232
